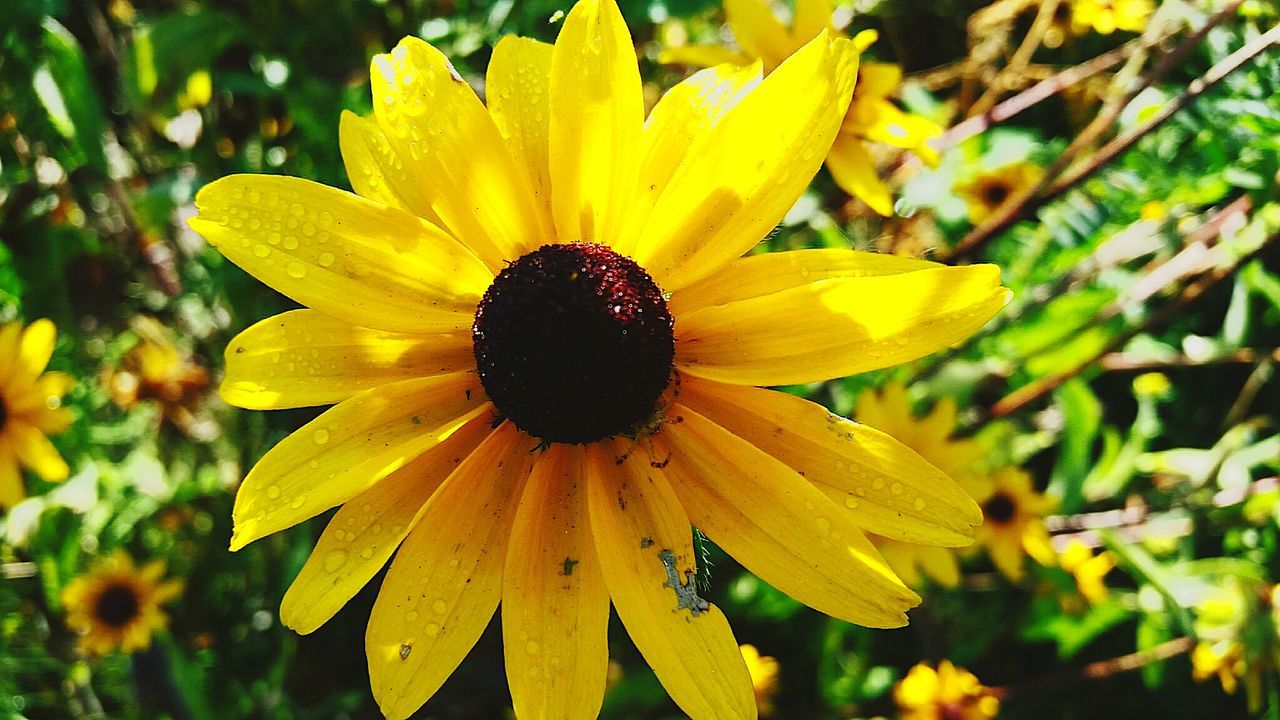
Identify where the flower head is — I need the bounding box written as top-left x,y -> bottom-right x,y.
894,660 -> 1000,720
954,161 -> 1044,225
740,644 -> 781,717
105,316 -> 211,434
188,1 -> 1008,717
61,550 -> 183,656
1058,539 -> 1115,606
659,0 -> 943,215
974,467 -> 1057,582
0,319 -> 72,509
1071,0 -> 1155,35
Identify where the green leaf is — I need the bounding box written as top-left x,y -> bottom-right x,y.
34,19 -> 108,173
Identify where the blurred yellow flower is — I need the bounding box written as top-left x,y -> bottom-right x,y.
659,0 -> 943,215
61,551 -> 183,656
974,467 -> 1057,582
1058,540 -> 1114,606
0,319 -> 73,509
740,644 -> 780,717
954,161 -> 1044,225
894,660 -> 1000,720
188,0 -> 1008,717
1192,640 -> 1247,695
855,382 -> 988,588
105,316 -> 211,433
1071,0 -> 1155,35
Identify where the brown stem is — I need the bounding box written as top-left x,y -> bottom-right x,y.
970,0 -> 1062,116
946,1 -> 1251,261
1099,348 -> 1280,371
988,229 -> 1280,419
993,637 -> 1195,700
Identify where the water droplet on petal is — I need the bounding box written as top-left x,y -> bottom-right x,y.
323,550 -> 347,572
313,429 -> 330,444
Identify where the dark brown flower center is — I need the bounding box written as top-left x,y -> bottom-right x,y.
472,243 -> 675,445
94,583 -> 140,628
984,491 -> 1017,525
982,182 -> 1011,207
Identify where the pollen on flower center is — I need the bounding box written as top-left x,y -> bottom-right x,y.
983,492 -> 1016,525
94,584 -> 140,628
472,243 -> 675,445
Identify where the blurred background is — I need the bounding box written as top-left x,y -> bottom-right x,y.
1,0 -> 1279,717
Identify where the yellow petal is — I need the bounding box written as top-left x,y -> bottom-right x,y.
189,175 -> 491,334
633,33 -> 858,291
487,36 -> 555,221
876,540 -> 924,588
861,101 -> 942,163
338,111 -> 445,226
988,532 -> 1026,582
791,0 -> 834,44
725,0 -> 795,70
503,444 -> 610,720
915,545 -> 962,588
366,422 -> 534,720
853,62 -> 902,103
669,248 -> 937,316
657,405 -> 919,627
584,442 -> 756,720
677,378 -> 982,546
0,450 -> 24,510
279,412 -> 493,634
616,61 -> 762,255
221,310 -> 473,410
548,0 -> 644,245
825,133 -> 894,215
0,322 -> 23,384
9,422 -> 68,482
17,319 -> 56,381
657,45 -> 753,68
371,36 -> 550,268
229,373 -> 487,550
675,264 -> 1010,386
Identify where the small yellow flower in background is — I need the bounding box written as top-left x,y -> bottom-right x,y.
188,0 -> 1009,716
659,0 -> 944,216
61,551 -> 183,656
954,161 -> 1044,225
1071,0 -> 1155,35
854,383 -> 988,589
0,319 -> 73,510
740,644 -> 780,717
105,316 -> 211,435
1057,540 -> 1115,606
1192,640 -> 1247,695
894,660 -> 1000,720
974,467 -> 1057,582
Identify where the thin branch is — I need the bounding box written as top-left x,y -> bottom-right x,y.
1099,347 -> 1280,371
946,1 -> 1252,261
993,637 -> 1195,700
988,229 -> 1280,419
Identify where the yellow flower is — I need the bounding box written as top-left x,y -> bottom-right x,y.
61,551 -> 183,656
1057,540 -> 1114,606
659,0 -> 943,216
954,161 -> 1044,225
1192,640 -> 1247,695
1071,0 -> 1155,35
106,316 -> 211,429
894,660 -> 1000,720
187,1 -> 1009,717
975,467 -> 1057,582
740,644 -> 780,717
0,319 -> 73,509
854,383 -> 989,588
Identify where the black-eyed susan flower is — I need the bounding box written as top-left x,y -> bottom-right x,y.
1071,0 -> 1155,35
0,319 -> 72,509
854,383 -> 989,589
975,467 -> 1057,582
954,161 -> 1044,225
1058,539 -> 1114,607
659,0 -> 943,215
61,551 -> 183,656
740,644 -> 780,717
188,1 -> 1008,717
105,316 -> 211,434
894,660 -> 1000,720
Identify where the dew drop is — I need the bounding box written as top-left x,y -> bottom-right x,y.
290,495 -> 306,509
890,482 -> 904,496
844,496 -> 859,509
360,548 -> 374,560
318,252 -> 335,267
914,497 -> 927,511
313,429 -> 330,444
323,550 -> 347,572
525,640 -> 540,655
431,600 -> 448,615
266,485 -> 281,499
872,477 -> 887,490
287,262 -> 307,279
815,517 -> 832,537
282,236 -> 299,250
424,623 -> 440,637
253,244 -> 271,258
405,610 -> 419,622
